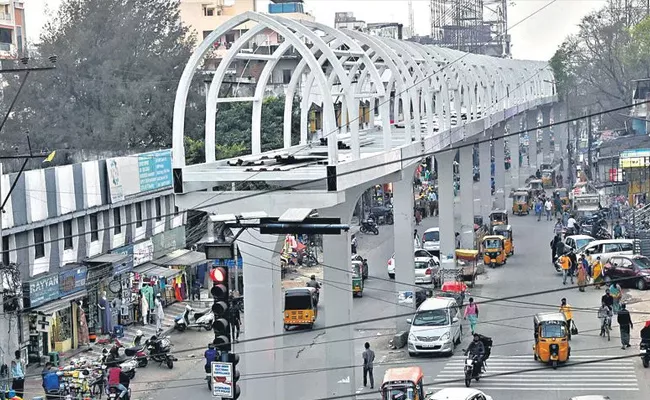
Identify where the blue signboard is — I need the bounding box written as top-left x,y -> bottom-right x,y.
139,150 -> 172,192
212,257 -> 243,270
28,275 -> 60,308
111,245 -> 135,276
59,266 -> 87,297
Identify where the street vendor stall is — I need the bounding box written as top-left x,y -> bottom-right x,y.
456,249 -> 479,287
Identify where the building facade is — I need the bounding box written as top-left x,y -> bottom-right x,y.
0,0 -> 26,59
0,150 -> 205,365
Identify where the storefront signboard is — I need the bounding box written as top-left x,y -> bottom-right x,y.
152,226 -> 186,258
28,275 -> 60,308
138,150 -> 173,191
86,263 -> 113,285
110,246 -> 134,276
59,266 -> 87,297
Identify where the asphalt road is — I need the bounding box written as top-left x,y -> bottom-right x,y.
118,178 -> 650,400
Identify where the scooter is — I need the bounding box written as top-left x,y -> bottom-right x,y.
462,353 -> 483,387
174,304 -> 214,332
145,335 -> 176,369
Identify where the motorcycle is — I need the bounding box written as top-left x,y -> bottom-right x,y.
360,219 -> 379,235
145,335 -> 176,369
463,353 -> 483,387
641,341 -> 650,368
174,304 -> 215,332
107,373 -> 132,400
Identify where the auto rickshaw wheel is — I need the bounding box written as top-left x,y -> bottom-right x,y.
284,324 -> 289,331
533,352 -> 538,361
308,323 -> 313,329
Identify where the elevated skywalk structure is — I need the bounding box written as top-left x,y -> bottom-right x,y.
171,11 -> 558,400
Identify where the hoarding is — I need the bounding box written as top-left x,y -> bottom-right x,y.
59,266 -> 87,297
139,150 -> 173,191
619,149 -> 650,168
106,150 -> 173,203
211,361 -> 234,398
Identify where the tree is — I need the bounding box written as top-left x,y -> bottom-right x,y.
2,0 -> 202,154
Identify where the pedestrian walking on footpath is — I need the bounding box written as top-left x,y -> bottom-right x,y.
362,342 -> 375,389
617,304 -> 633,349
155,294 -> 165,334
10,351 -> 24,398
463,297 -> 479,335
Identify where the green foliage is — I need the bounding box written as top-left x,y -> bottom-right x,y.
2,0 -> 203,154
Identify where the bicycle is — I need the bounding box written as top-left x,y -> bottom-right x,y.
600,315 -> 611,341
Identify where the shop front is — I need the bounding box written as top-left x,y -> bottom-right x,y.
153,249 -> 208,302
84,253 -> 132,336
132,263 -> 185,311
24,266 -> 88,364
112,239 -> 154,326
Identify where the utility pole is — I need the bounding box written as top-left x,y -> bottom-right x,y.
587,113 -> 593,180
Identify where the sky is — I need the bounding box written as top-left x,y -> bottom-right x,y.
25,0 -> 608,61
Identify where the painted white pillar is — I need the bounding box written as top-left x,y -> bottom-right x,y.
478,139 -> 492,222
541,106 -> 552,165
459,146 -> 475,248
392,168 -> 417,332
506,117 -> 521,190
494,127 -> 506,210
238,229 -> 285,400
527,110 -> 539,172
557,104 -> 569,184
321,201 -> 356,398
437,150 -> 456,263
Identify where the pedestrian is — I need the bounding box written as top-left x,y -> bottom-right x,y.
463,297 -> 479,335
576,262 -> 587,292
544,199 -> 553,221
455,232 -> 461,249
415,209 -> 422,225
140,294 -> 149,326
581,254 -> 591,282
617,304 -> 633,349
613,220 -> 623,239
560,298 -> 573,340
559,253 -> 572,285
592,257 -> 604,288
229,295 -> 241,342
10,351 -> 24,399
553,197 -> 562,218
192,279 -> 202,301
609,282 -> 623,314
535,200 -> 543,221
562,210 -> 570,227
362,342 -> 375,389
553,219 -> 564,235
154,294 -> 165,334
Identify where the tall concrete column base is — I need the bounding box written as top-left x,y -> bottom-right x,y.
506,117 -> 521,190
237,229 -> 285,400
459,146 -> 475,248
478,139 -> 492,222
437,150 -> 456,262
542,106 -> 552,165
527,111 -> 539,172
494,134 -> 506,210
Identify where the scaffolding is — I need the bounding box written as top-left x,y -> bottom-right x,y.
426,0 -> 510,57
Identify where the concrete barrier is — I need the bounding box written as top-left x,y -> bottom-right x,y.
390,331 -> 409,349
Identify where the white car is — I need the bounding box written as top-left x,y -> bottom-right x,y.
429,388 -> 493,400
564,234 -> 595,252
422,227 -> 440,255
581,239 -> 635,264
407,297 -> 462,356
388,249 -> 439,279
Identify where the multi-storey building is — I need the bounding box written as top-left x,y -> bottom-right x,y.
0,0 -> 26,59
0,150 -> 210,365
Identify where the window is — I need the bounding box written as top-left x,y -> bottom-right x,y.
620,242 -> 634,252
34,228 -> 45,259
225,33 -> 235,43
412,309 -> 449,326
617,259 -> 633,269
2,236 -> 9,266
202,30 -> 212,39
136,203 -> 143,227
114,208 -> 122,234
63,220 -> 73,250
282,69 -> 292,84
155,198 -> 162,221
90,214 -> 99,242
423,230 -> 440,242
603,243 -> 621,253
174,206 -> 180,216
203,6 -> 215,16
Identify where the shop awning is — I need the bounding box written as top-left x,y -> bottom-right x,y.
133,263 -> 182,279
153,249 -> 206,267
35,291 -> 87,315
85,253 -> 129,265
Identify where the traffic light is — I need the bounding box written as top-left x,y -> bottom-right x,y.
224,352 -> 241,399
210,267 -> 231,351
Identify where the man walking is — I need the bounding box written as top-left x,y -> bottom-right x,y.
545,198 -> 553,221
154,294 -> 165,334
362,342 -> 375,389
617,304 -> 633,349
559,253 -> 572,285
560,298 -> 573,340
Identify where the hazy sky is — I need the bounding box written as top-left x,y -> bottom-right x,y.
26,0 -> 607,61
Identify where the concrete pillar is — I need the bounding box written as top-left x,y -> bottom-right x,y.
506,117 -> 521,190
437,150 -> 456,262
526,110 -> 539,173
321,201 -> 356,399
478,139 -> 492,222
393,169 -> 417,331
238,229 -> 285,400
541,106 -> 552,165
459,146 -> 475,248
557,104 -> 569,184
494,130 -> 506,210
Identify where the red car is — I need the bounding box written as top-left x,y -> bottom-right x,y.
603,255 -> 650,290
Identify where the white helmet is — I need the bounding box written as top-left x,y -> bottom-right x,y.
136,330 -> 143,337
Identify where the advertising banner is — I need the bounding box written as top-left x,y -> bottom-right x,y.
211,362 -> 234,398
106,150 -> 173,203
59,266 -> 87,297
139,150 -> 173,191
133,239 -> 154,266
110,246 -> 134,276
152,226 -> 186,258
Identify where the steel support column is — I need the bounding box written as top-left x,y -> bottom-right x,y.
478,139 -> 492,222
459,146 -> 475,248
437,150 -> 456,262
238,229 -> 285,400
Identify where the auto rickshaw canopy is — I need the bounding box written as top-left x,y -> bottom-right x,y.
534,312 -> 567,337
492,225 -> 513,239
529,179 -> 543,188
482,235 -> 505,249
513,191 -> 529,201
381,367 -> 424,387
455,249 -> 479,261
489,210 -> 508,223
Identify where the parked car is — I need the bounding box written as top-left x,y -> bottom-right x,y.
580,239 -> 635,264
563,235 -> 595,253
406,297 -> 462,356
414,256 -> 441,286
422,227 -> 441,256
388,249 -> 439,279
603,254 -> 650,290
429,388 -> 493,400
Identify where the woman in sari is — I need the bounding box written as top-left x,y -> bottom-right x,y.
576,263 -> 587,292
609,282 -> 623,314
592,257 -> 604,289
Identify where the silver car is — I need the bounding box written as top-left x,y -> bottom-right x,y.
414,257 -> 439,285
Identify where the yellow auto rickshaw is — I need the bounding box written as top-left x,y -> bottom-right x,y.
283,287 -> 317,330
489,210 -> 508,228
492,225 -> 514,256
380,367 -> 425,400
512,191 -> 530,215
533,312 -> 570,369
541,169 -> 556,188
352,262 -> 364,297
481,235 -> 507,268
528,179 -> 544,197
554,188 -> 570,212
